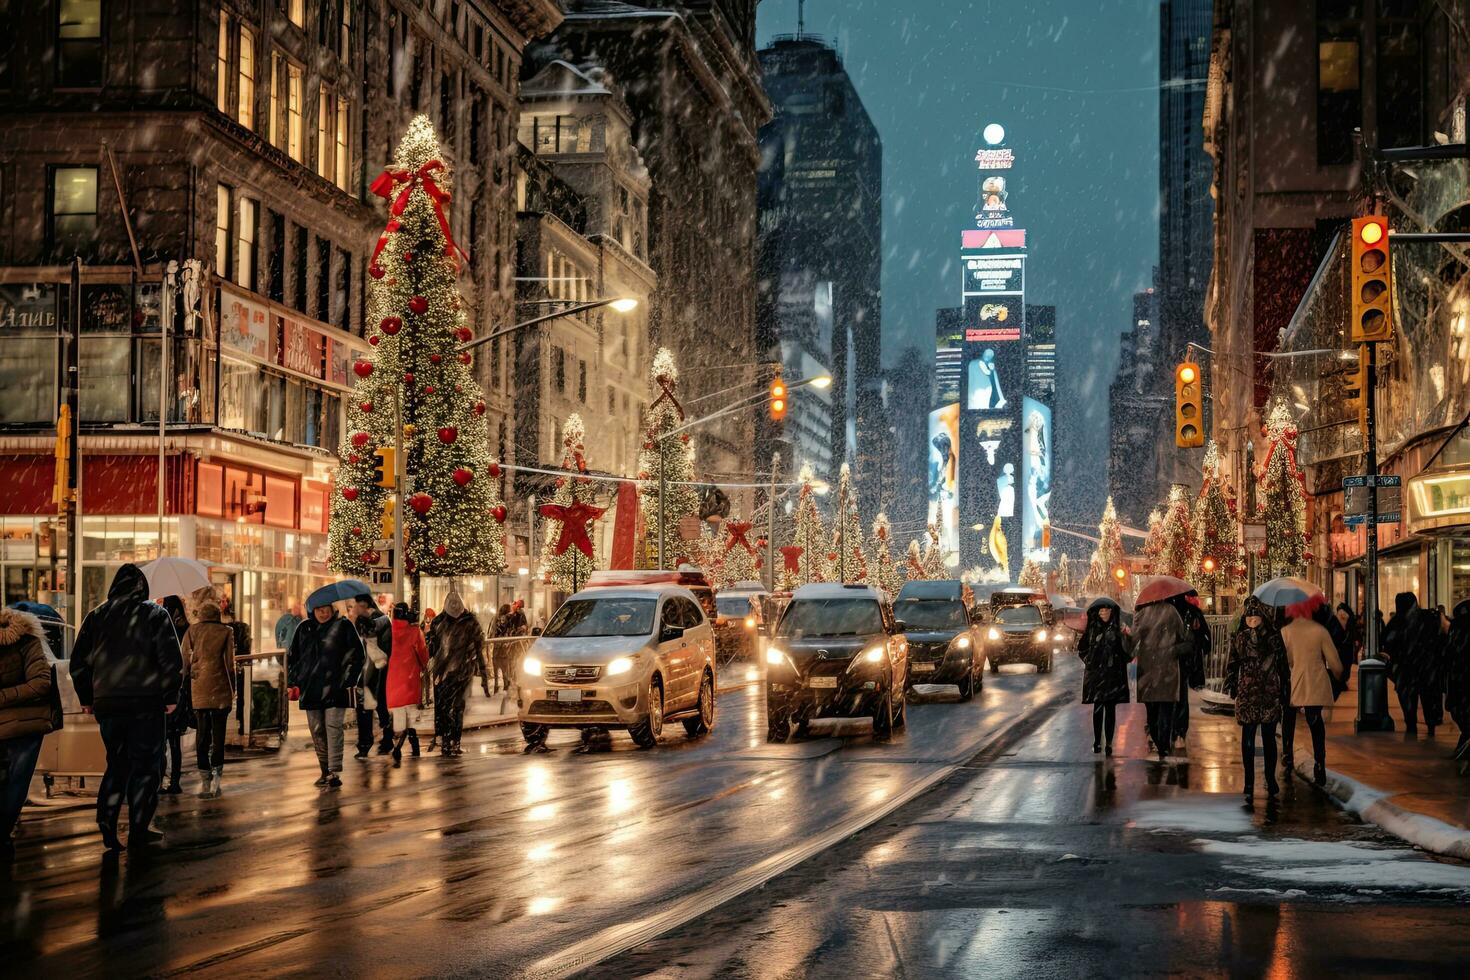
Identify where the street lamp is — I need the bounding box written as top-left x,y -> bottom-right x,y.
456,296 -> 638,353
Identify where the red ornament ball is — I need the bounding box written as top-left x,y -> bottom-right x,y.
369,335 -> 381,346
369,264 -> 384,280
638,471 -> 649,480
434,544 -> 447,558
459,353 -> 472,365
403,372 -> 415,384
473,401 -> 487,417
350,431 -> 370,447
424,385 -> 436,395
488,462 -> 501,477
348,454 -> 360,464
380,316 -> 403,335
430,353 -> 442,364
455,327 -> 473,342
359,401 -> 373,413
408,295 -> 429,314
492,505 -> 507,523
404,251 -> 415,264
680,433 -> 690,443
353,360 -> 373,378
352,527 -> 362,536
555,477 -> 566,488
437,426 -> 458,444
409,493 -> 434,515
361,549 -> 380,565
454,384 -> 463,393
405,557 -> 417,574
643,441 -> 654,451
341,487 -> 359,501
452,467 -> 474,486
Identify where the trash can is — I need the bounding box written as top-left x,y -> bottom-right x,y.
1355,657 -> 1395,733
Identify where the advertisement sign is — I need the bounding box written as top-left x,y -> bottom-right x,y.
973,122 -> 1019,231
279,314 -> 326,379
1021,397 -> 1052,562
222,288 -> 270,361
962,254 -> 1025,296
0,284 -> 59,334
935,307 -> 965,405
927,403 -> 961,570
963,300 -> 1023,412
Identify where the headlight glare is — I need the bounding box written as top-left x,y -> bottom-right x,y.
766,647 -> 788,667
522,655 -> 543,677
955,635 -> 972,650
987,627 -> 1001,641
606,656 -> 633,676
1035,629 -> 1048,642
863,646 -> 885,663
745,616 -> 756,629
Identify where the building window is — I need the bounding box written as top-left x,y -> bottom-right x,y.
58,0 -> 103,88
1377,6 -> 1422,150
315,236 -> 331,321
1316,1 -> 1361,166
336,246 -> 352,333
578,360 -> 587,403
267,210 -> 285,302
235,196 -> 257,291
411,51 -> 424,110
49,165 -> 99,251
339,1 -> 353,62
237,24 -> 256,129
553,347 -> 565,394
470,92 -> 482,157
268,52 -> 281,147
292,223 -> 308,312
216,9 -> 230,111
214,184 -> 232,279
608,385 -> 616,413
287,63 -> 304,162
317,85 -> 331,179
287,0 -> 304,29
335,97 -> 350,191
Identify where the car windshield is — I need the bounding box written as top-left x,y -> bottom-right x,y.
895,599 -> 967,629
716,596 -> 754,617
543,598 -> 656,638
996,605 -> 1042,626
776,598 -> 883,638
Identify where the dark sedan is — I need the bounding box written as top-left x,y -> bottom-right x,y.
982,603 -> 1060,673
894,594 -> 983,700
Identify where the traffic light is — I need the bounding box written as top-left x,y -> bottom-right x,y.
769,376 -> 787,422
1351,216 -> 1394,343
380,497 -> 396,539
53,404 -> 73,514
372,446 -> 396,488
1342,343 -> 1368,434
1112,564 -> 1129,589
1174,361 -> 1204,448
1201,556 -> 1217,575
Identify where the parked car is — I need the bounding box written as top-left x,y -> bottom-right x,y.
518,583 -> 717,748
764,583 -> 908,741
982,601 -> 1061,673
713,584 -> 769,665
894,580 -> 983,699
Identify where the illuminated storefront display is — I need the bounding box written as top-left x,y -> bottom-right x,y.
928,403 -> 961,569
1022,397 -> 1052,562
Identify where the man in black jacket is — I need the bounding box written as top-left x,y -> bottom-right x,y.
352,595 -> 394,758
70,564 -> 183,851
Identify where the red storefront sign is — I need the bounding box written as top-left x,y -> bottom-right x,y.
278,314 -> 327,379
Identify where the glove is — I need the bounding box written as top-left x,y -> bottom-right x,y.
288,686 -> 301,701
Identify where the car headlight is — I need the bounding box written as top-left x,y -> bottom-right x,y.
745,616 -> 756,630
522,655 -> 543,677
955,635 -> 972,650
987,627 -> 1001,641
863,645 -> 885,663
1034,629 -> 1048,642
766,647 -> 788,667
606,656 -> 634,676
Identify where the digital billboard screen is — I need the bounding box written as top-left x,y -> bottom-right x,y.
927,403 -> 961,571
1022,396 -> 1052,564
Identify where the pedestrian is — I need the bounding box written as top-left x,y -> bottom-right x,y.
428,591 -> 489,756
1076,597 -> 1132,755
0,606 -> 58,861
1224,597 -> 1290,805
1168,594 -> 1210,748
1313,602 -> 1352,699
352,594 -> 394,758
181,601 -> 235,798
1281,603 -> 1345,787
1133,597 -> 1192,761
490,603 -> 513,693
274,601 -> 304,651
386,603 -> 430,768
1382,592 -> 1446,735
1334,602 -> 1362,687
287,599 -> 363,789
219,596 -> 252,661
159,595 -> 193,795
1444,599 -> 1470,764
69,564 -> 183,852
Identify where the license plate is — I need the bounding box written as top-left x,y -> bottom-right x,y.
912,662 -> 936,673
808,676 -> 838,689
554,689 -> 583,703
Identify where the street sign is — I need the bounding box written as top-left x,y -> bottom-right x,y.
1343,512 -> 1399,526
1343,474 -> 1401,517
1242,523 -> 1266,547
368,538 -> 396,587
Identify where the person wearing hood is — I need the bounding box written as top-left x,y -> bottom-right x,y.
1333,602 -> 1362,687
352,594 -> 394,759
70,564 -> 183,852
182,602 -> 236,798
288,598 -> 363,788
159,596 -> 193,796
1076,597 -> 1133,755
1281,604 -> 1344,787
490,604 -> 514,694
1224,597 -> 1290,805
428,592 -> 489,756
1133,598 -> 1193,761
386,603 -> 430,767
0,606 -> 56,861
1445,600 -> 1470,763
1168,594 -> 1210,748
1381,591 -> 1446,735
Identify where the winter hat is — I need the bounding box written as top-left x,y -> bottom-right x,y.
443,591 -> 466,618
197,601 -> 222,622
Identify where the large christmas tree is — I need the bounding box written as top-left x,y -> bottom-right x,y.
830,463 -> 866,583
1082,497 -> 1128,597
1151,484 -> 1194,578
868,513 -> 904,596
789,464 -> 830,585
329,115 -> 505,585
1256,399 -> 1308,578
637,348 -> 698,567
1191,440 -> 1245,597
539,414 -> 604,593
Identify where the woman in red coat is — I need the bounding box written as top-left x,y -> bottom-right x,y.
386,603 -> 430,767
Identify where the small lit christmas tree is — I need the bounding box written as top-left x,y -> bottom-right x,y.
1192,440 -> 1245,597
1054,552 -> 1075,595
1142,507 -> 1164,569
921,523 -> 948,579
1256,399 -> 1308,578
1019,557 -> 1045,590
790,464 -> 830,584
830,463 -> 866,583
637,348 -> 698,567
868,513 -> 904,596
539,414 -> 604,593
329,114 -> 505,587
718,517 -> 760,587
1152,484 -> 1194,579
905,539 -> 925,580
1082,497 -> 1128,597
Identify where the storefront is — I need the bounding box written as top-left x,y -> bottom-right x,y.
1408,430 -> 1470,609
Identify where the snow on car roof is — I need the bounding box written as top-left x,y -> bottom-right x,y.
791,583 -> 885,601
569,583 -> 697,601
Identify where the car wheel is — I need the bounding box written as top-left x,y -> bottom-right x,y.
683,671 -> 716,738
1038,654 -> 1052,674
766,699 -> 790,742
988,658 -> 999,674
957,666 -> 975,702
894,687 -> 908,728
630,681 -> 664,748
872,686 -> 894,740
520,722 -> 548,747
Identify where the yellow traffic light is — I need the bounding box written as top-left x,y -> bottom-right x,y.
381,497 -> 396,538
1174,361 -> 1204,448
769,377 -> 788,422
372,446 -> 396,488
1351,216 -> 1394,343
1342,344 -> 1368,435
1112,564 -> 1128,589
53,404 -> 73,514
1201,556 -> 1217,574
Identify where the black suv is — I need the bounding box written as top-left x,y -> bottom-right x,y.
764,584 -> 908,741
894,580 -> 983,700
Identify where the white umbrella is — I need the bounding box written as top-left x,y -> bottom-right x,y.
138,557 -> 213,599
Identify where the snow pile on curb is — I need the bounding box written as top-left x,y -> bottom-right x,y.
1303,762 -> 1470,861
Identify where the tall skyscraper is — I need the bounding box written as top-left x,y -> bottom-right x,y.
756,32 -> 883,510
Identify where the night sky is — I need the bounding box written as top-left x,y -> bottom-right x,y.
757,0 -> 1162,522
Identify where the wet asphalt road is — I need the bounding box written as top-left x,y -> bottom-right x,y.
0,663 -> 1072,977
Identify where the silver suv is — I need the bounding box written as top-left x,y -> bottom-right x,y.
518,584 -> 717,748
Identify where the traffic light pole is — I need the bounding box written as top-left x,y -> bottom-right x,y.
65,258 -> 82,628
1358,338 -> 1389,731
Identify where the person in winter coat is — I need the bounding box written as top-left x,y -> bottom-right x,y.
1381,592 -> 1446,735
1334,602 -> 1362,687
1133,599 -> 1193,761
490,604 -> 513,693
159,596 -> 193,796
287,601 -> 363,788
1444,599 -> 1470,763
182,602 -> 236,798
70,564 -> 183,852
386,603 -> 430,767
274,602 -> 304,651
428,592 -> 489,756
1224,597 -> 1290,805
1076,597 -> 1133,755
0,607 -> 55,861
1168,595 -> 1210,747
1281,606 -> 1345,787
352,595 -> 394,758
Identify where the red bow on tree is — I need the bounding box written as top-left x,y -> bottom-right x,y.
724,521 -> 754,555
780,545 -> 804,573
539,501 -> 606,558
369,159 -> 469,275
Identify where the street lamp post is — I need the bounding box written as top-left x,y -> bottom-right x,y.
456,296 -> 638,354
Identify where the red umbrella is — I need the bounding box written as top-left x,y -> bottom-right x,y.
1134,575 -> 1195,607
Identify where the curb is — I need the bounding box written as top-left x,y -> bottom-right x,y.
1298,761 -> 1470,861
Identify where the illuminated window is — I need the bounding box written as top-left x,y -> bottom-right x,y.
268,52 -> 281,147
335,98 -> 350,191
237,24 -> 255,128
215,184 -> 232,279
287,0 -> 303,29
216,9 -> 230,112
57,0 -> 103,88
49,166 -> 98,249
236,196 -> 257,290
317,85 -> 331,179
287,63 -> 303,162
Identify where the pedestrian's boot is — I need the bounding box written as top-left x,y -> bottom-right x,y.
391,740 -> 403,768
210,767 -> 224,798
1313,762 -> 1327,787
1092,740 -> 1101,754
327,772 -> 342,788
1280,750 -> 1294,773
98,822 -> 125,853
198,769 -> 215,799
408,731 -> 421,757
354,745 -> 370,760
313,769 -> 330,787
162,779 -> 182,795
